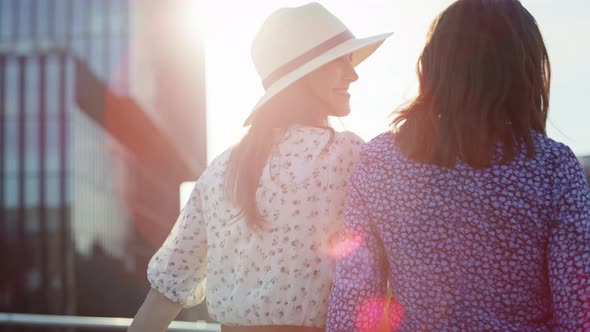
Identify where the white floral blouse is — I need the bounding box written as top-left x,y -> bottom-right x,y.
147,125 -> 364,326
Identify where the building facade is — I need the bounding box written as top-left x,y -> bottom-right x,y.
0,0 -> 207,324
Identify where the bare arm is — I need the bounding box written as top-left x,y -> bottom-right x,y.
132,182 -> 208,331
127,289 -> 183,332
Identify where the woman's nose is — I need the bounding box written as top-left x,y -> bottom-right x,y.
346,63 -> 359,82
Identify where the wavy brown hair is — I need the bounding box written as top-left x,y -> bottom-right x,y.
392,0 -> 551,168
224,87 -> 334,229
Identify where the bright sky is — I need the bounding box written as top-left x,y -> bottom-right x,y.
196,0 -> 590,163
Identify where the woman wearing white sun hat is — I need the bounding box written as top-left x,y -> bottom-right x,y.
128,3 -> 391,332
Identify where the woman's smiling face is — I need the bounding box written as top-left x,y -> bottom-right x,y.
301,54 -> 359,118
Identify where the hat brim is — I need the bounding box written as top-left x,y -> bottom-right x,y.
243,31 -> 393,126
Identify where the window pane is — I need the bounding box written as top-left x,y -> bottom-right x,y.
46,175 -> 60,207
65,58 -> 74,176
54,0 -> 68,43
4,58 -> 19,116
17,0 -> 32,40
35,0 -> 50,40
25,57 -> 39,115
71,38 -> 86,60
108,0 -> 126,36
25,116 -> 39,174
45,117 -> 60,174
4,116 -> 18,173
0,0 -> 15,40
25,175 -> 39,207
71,0 -> 87,39
45,56 -> 60,115
25,59 -> 40,174
65,168 -> 72,204
89,0 -> 103,37
4,174 -> 18,207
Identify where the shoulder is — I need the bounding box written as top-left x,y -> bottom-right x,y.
333,130 -> 365,146
195,148 -> 233,188
532,133 -> 579,170
289,126 -> 365,156
328,130 -> 365,160
293,127 -> 364,144
208,147 -> 233,169
360,131 -> 398,161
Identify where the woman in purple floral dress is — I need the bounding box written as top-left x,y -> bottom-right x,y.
327,0 -> 590,331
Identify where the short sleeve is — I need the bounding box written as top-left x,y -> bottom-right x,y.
147,181 -> 208,308
548,146 -> 590,331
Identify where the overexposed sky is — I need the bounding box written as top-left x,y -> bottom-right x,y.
196,0 -> 590,162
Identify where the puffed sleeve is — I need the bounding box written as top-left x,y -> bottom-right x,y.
326,143 -> 389,332
548,146 -> 590,331
147,181 -> 208,308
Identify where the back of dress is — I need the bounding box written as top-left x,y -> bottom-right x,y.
148,125 -> 364,327
327,131 -> 590,331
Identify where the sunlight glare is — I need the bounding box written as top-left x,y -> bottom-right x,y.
171,0 -> 203,53
198,1 -> 456,162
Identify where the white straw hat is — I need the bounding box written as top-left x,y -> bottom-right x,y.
244,2 -> 392,126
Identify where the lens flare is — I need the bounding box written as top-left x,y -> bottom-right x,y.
355,296 -> 405,332
325,232 -> 364,258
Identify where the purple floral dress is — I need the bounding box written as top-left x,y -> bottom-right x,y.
327,132 -> 590,332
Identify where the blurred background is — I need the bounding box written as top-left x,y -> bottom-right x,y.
0,0 -> 589,331
0,0 -> 209,329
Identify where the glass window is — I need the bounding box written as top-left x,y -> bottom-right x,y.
17,0 -> 32,40
24,174 -> 39,207
45,55 -> 60,115
65,167 -> 72,204
45,116 -> 60,174
35,0 -> 50,41
89,0 -> 103,37
24,58 -> 40,176
64,115 -> 72,175
25,57 -> 39,115
71,0 -> 87,40
4,116 -> 18,173
25,116 -> 39,174
119,0 -> 129,36
71,38 -> 86,60
54,0 -> 68,43
89,40 -> 103,81
4,174 -> 18,208
46,175 -> 61,207
107,0 -> 125,37
65,58 -> 75,177
4,57 -> 19,116
0,0 -> 15,40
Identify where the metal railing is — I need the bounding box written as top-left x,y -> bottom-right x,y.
0,313 -> 221,331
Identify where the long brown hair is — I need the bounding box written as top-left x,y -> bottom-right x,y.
392,0 -> 551,168
224,86 -> 334,229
